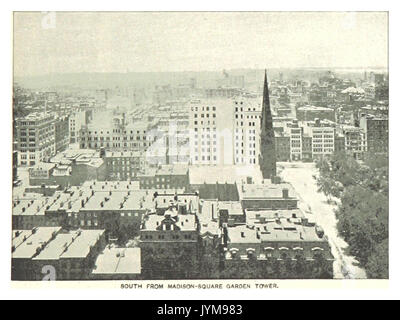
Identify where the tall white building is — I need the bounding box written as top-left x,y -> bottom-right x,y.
233,98 -> 262,165
188,98 -> 262,166
69,110 -> 86,144
287,120 -> 303,161
303,119 -> 335,158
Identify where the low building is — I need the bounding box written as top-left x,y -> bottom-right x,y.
139,207 -> 200,279
137,164 -> 189,190
222,208 -> 334,279
296,105 -> 335,122
237,180 -> 298,211
31,229 -> 106,280
11,227 -> 62,280
104,150 -> 143,180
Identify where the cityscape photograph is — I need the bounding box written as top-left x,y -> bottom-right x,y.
11,11 -> 388,281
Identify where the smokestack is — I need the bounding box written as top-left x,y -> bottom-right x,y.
282,188 -> 289,199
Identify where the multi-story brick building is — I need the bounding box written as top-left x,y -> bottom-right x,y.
15,112 -> 55,166
359,114 -> 388,153
223,211 -> 334,279
137,165 -> 189,190
303,119 -> 335,159
11,228 -> 106,280
287,120 -> 303,161
139,207 -> 200,279
54,115 -> 70,153
275,133 -> 291,162
11,227 -> 62,280
104,150 -> 143,180
338,125 -> 367,159
80,113 -> 156,152
296,105 -> 336,122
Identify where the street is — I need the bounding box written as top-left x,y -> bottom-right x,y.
278,162 -> 367,279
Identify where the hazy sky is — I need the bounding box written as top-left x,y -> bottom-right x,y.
13,12 -> 388,77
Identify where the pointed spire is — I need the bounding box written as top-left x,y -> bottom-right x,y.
262,69 -> 272,129
259,69 -> 276,179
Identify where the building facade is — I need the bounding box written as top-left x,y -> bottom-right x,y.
15,112 -> 56,166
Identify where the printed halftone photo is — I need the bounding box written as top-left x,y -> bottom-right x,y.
12,12 -> 388,281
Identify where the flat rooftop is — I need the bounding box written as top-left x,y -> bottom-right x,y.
12,227 -> 62,259
218,201 -> 244,216
238,181 -> 297,200
60,230 -> 105,259
92,247 -> 141,275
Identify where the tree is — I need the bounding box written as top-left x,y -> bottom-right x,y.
315,151 -> 388,279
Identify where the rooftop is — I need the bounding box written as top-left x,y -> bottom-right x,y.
12,227 -> 61,259
238,181 -> 297,200
92,247 -> 141,275
143,212 -> 197,232
60,229 -> 105,259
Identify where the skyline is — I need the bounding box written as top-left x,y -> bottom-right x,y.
14,12 -> 388,78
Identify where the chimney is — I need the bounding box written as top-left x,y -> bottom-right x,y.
81,199 -> 85,208
100,201 -> 104,208
282,188 -> 289,199
241,232 -> 245,238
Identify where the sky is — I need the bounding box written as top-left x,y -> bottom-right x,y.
13,12 -> 388,77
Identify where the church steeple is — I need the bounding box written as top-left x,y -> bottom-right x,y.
259,70 -> 276,179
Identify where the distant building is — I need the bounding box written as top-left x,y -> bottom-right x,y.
275,133 -> 290,162
104,150 -> 143,180
359,114 -> 388,153
233,98 -> 262,165
338,125 -> 366,159
13,150 -> 18,182
69,110 -> 86,144
303,119 -> 335,159
237,180 -> 298,211
296,105 -> 335,122
188,99 -> 234,165
54,115 -> 70,153
28,150 -> 106,187
137,164 -> 189,190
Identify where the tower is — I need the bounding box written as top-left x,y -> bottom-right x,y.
259,70 -> 277,179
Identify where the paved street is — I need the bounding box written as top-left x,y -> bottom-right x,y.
278,162 -> 367,279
